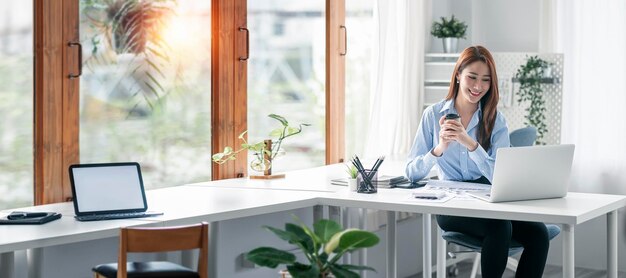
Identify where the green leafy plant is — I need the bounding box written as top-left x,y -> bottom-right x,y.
345,164 -> 358,179
81,0 -> 175,109
246,217 -> 379,278
212,114 -> 311,168
430,15 -> 468,38
514,55 -> 550,145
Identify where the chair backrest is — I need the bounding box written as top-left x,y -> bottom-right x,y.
509,126 -> 537,147
118,222 -> 209,278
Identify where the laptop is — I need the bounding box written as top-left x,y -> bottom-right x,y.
69,162 -> 163,221
468,144 -> 575,203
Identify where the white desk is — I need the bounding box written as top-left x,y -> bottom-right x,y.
324,188 -> 626,278
0,165 -> 624,278
0,202 -> 162,278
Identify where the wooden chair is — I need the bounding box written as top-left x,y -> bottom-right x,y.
93,222 -> 209,278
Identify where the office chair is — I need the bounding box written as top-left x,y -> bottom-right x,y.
93,222 -> 209,278
439,126 -> 560,277
509,126 -> 537,147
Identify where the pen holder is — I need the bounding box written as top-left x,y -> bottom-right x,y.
357,169 -> 377,194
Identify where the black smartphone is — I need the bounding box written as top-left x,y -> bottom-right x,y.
392,180 -> 427,189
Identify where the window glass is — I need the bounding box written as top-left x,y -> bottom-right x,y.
0,1 -> 33,209
79,0 -> 212,188
247,1 -> 326,172
345,0 -> 374,158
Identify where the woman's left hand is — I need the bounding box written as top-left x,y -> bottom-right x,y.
440,120 -> 479,151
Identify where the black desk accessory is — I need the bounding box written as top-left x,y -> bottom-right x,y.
0,211 -> 62,225
392,180 -> 427,189
351,155 -> 384,194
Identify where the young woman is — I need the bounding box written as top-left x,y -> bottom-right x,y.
406,46 -> 549,278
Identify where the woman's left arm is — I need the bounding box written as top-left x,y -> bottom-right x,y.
467,115 -> 510,182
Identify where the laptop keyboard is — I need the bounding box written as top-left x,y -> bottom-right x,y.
75,212 -> 152,221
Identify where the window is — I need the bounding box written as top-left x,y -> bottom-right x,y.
247,1 -> 326,172
78,0 -> 212,188
0,1 -> 33,209
345,0 -> 374,158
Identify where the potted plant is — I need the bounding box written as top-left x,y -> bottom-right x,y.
345,164 -> 358,191
246,217 -> 379,278
430,15 -> 468,53
212,114 -> 310,178
514,55 -> 550,145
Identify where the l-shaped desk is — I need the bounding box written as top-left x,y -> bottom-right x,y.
0,164 -> 624,278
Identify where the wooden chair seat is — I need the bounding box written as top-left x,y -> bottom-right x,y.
93,261 -> 199,278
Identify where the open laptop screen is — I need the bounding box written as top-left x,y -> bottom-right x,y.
69,162 -> 147,214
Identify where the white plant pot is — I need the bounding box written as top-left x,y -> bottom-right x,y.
348,178 -> 358,191
442,37 -> 459,53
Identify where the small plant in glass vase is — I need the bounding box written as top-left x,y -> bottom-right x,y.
212,114 -> 310,179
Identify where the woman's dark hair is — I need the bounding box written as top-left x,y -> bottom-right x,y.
445,45 -> 499,151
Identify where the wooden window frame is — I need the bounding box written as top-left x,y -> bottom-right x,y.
326,0 -> 346,164
34,0 -> 79,205
33,0 -> 345,202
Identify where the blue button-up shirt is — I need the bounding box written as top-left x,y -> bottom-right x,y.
406,99 -> 510,183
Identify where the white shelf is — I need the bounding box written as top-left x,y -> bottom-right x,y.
424,79 -> 450,84
424,61 -> 456,66
424,85 -> 449,89
425,53 -> 461,58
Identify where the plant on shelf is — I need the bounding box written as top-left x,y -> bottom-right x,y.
514,55 -> 550,145
246,217 -> 379,278
212,114 -> 310,177
430,15 -> 468,53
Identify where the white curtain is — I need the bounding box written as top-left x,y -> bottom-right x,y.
553,0 -> 626,194
363,0 -> 431,159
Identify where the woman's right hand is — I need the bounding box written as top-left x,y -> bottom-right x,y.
432,115 -> 453,157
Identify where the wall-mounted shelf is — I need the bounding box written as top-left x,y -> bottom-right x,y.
425,53 -> 460,58
511,77 -> 560,85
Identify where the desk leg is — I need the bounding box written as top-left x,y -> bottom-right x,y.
27,248 -> 42,278
423,213 -> 432,278
607,210 -> 618,278
182,250 -> 194,268
329,206 -> 341,223
387,211 -> 396,278
342,207 -> 351,264
359,208 -> 368,278
562,224 -> 574,278
1,252 -> 14,278
313,205 -> 324,223
209,221 -> 219,278
436,219 -> 446,278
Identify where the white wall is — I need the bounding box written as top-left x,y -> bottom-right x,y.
430,0 -> 540,53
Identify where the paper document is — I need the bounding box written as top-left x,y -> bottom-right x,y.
424,180 -> 490,200
425,180 -> 490,191
406,188 -> 453,203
